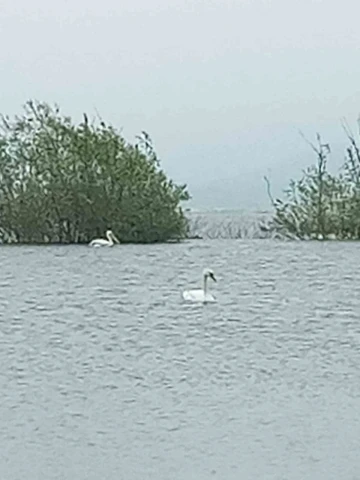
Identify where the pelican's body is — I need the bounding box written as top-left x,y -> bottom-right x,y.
182,268 -> 217,303
89,230 -> 120,247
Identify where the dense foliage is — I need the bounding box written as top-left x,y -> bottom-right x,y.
0,100 -> 189,244
266,125 -> 360,240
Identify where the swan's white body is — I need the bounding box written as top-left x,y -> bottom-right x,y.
182,268 -> 217,303
89,230 -> 120,247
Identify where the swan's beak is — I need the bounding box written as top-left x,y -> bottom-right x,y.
112,234 -> 120,244
210,273 -> 217,282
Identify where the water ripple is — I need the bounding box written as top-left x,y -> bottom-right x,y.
1,240 -> 360,480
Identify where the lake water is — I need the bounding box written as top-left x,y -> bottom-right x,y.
1,239 -> 360,480
187,209 -> 273,239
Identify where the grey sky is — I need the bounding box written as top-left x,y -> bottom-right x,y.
1,0 -> 360,209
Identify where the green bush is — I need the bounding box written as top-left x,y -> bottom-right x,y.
266,125 -> 360,240
0,100 -> 190,244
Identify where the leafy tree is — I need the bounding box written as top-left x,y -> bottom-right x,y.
0,100 -> 190,243
265,125 -> 360,240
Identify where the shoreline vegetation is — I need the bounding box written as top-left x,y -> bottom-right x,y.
188,119 -> 360,241
1,100 -> 359,244
264,122 -> 360,241
0,100 -> 189,244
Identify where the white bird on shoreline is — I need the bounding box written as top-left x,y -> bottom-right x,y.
89,230 -> 120,247
182,268 -> 217,303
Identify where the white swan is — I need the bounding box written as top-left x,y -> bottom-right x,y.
182,268 -> 217,303
89,229 -> 120,247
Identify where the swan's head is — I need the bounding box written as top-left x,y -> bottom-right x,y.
106,229 -> 120,243
203,268 -> 216,282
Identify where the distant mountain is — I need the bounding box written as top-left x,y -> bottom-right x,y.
187,174 -> 276,211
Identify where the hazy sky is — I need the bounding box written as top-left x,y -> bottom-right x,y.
1,0 -> 360,209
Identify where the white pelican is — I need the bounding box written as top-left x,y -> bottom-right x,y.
182,268 -> 217,303
89,230 -> 120,247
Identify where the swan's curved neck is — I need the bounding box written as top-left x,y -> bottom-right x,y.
106,232 -> 113,245
203,275 -> 208,294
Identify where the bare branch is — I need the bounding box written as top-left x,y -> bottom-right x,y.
263,175 -> 276,206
